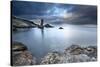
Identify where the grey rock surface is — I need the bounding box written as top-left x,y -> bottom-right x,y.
41,45 -> 97,64
12,42 -> 36,66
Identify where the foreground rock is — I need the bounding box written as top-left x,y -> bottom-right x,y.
84,46 -> 97,58
12,42 -> 36,66
41,45 -> 97,64
64,45 -> 97,63
12,43 -> 97,65
64,45 -> 84,55
64,45 -> 97,58
63,54 -> 96,63
12,42 -> 28,51
41,52 -> 64,64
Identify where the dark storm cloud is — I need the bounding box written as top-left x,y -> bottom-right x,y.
12,1 -> 97,24
12,1 -> 74,16
12,1 -> 55,15
66,5 -> 97,24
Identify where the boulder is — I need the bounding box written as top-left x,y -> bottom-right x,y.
12,42 -> 27,51
12,51 -> 36,66
83,46 -> 97,58
12,42 -> 36,66
64,45 -> 83,55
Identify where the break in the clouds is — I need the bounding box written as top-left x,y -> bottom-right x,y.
12,1 -> 97,24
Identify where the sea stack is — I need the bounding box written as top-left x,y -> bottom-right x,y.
38,19 -> 44,29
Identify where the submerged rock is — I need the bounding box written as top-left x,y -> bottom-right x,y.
12,42 -> 36,66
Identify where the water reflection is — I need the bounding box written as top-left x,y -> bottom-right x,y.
40,28 -> 44,39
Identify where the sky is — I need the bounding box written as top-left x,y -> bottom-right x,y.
12,1 -> 97,24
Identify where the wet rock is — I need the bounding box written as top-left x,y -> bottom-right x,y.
59,27 -> 63,29
44,24 -> 53,28
12,42 -> 36,66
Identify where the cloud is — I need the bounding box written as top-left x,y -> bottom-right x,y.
65,5 -> 97,24
12,1 -> 54,15
12,1 -> 97,24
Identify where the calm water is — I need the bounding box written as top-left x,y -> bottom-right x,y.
12,24 -> 97,62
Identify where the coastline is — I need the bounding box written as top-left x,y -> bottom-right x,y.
12,42 -> 97,66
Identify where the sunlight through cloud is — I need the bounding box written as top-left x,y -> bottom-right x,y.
46,6 -> 72,19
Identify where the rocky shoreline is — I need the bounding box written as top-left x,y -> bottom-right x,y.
12,42 -> 97,66
41,45 -> 97,64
